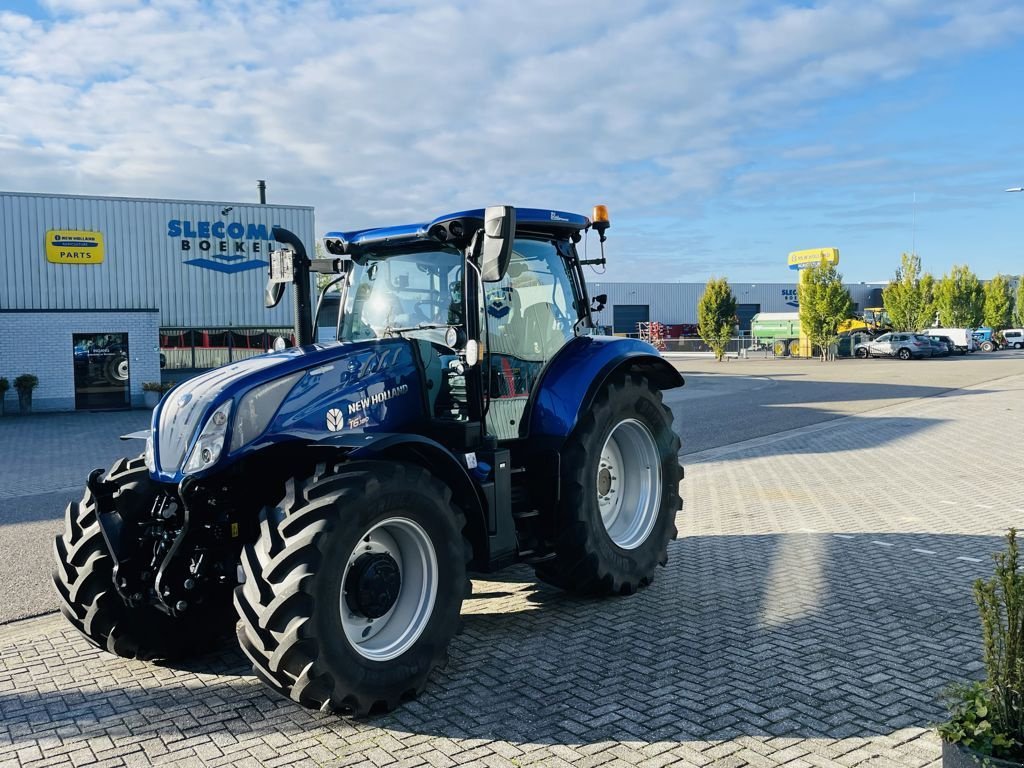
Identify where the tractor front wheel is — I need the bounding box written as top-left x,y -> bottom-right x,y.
537,374 -> 681,595
52,456 -> 232,659
234,461 -> 469,716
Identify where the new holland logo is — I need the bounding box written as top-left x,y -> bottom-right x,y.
326,408 -> 344,432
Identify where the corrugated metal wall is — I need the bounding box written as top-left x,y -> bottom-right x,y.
589,281 -> 887,330
0,192 -> 315,327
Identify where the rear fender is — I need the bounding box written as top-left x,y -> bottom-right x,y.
314,432 -> 489,568
526,336 -> 683,441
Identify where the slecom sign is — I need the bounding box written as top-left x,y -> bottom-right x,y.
168,218 -> 276,274
46,230 -> 105,264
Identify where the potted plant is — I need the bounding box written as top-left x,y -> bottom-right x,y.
939,528 -> 1024,767
0,377 -> 8,416
142,381 -> 164,408
14,374 -> 38,414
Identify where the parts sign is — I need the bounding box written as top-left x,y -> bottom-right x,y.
46,230 -> 105,264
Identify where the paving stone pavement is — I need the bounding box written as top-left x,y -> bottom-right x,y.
2,373 -> 1022,767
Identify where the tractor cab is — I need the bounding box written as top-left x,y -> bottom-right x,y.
271,206 -> 611,452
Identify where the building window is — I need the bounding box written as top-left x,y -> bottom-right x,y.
159,327 -> 294,371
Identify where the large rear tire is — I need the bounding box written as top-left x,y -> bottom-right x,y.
52,457 -> 232,660
536,374 -> 681,595
234,461 -> 469,716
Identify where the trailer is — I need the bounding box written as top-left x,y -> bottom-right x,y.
750,312 -> 802,356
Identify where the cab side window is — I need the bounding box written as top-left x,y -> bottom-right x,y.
484,239 -> 577,440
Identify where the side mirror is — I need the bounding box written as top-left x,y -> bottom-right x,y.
480,205 -> 515,282
265,282 -> 286,309
591,293 -> 607,312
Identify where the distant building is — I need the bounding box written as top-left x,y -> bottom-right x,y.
588,281 -> 887,335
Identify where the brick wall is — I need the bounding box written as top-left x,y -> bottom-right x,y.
0,311 -> 160,412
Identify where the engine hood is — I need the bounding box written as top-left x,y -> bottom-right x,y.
151,339 -> 423,481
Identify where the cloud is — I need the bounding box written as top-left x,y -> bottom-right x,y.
1,0 -> 1023,280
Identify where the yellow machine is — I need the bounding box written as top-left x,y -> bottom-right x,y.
838,307 -> 891,337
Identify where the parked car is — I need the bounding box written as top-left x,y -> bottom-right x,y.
1002,329 -> 1024,349
854,332 -> 933,360
921,335 -> 951,356
920,327 -> 973,354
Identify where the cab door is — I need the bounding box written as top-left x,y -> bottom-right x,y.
482,238 -> 578,441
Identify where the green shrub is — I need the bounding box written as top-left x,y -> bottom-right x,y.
940,529 -> 1024,761
14,374 -> 38,393
0,377 -> 9,395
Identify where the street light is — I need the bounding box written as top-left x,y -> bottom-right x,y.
1006,187 -> 1024,192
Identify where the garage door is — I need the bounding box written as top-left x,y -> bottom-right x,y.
613,304 -> 650,334
736,303 -> 760,333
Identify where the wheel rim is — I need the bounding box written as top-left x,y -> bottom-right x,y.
340,517 -> 438,662
116,359 -> 129,381
597,419 -> 663,550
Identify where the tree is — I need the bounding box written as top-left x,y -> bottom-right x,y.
798,259 -> 853,361
882,253 -> 935,331
983,274 -> 1014,330
1015,277 -> 1024,328
935,265 -> 984,328
697,277 -> 737,362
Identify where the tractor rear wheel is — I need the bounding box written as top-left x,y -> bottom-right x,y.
234,461 -> 469,716
536,374 -> 681,595
52,456 -> 232,659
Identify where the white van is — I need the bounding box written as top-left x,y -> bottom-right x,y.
1002,329 -> 1024,349
922,328 -> 974,354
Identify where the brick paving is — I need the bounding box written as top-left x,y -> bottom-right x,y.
2,373 -> 1022,766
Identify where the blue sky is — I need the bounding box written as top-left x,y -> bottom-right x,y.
1,0 -> 1022,283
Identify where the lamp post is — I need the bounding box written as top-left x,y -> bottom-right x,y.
1006,187 -> 1024,193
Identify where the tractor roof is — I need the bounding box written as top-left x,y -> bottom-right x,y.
324,207 -> 591,256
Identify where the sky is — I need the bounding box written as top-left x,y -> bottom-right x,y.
1,0 -> 1023,284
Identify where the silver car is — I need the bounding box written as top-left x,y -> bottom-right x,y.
854,332 -> 933,360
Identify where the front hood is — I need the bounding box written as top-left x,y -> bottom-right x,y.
153,340 -> 398,476
157,354 -> 287,473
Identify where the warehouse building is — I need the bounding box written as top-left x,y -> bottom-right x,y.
589,281 -> 888,335
1,191 -> 314,412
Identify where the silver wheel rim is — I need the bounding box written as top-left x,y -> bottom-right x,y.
116,359 -> 129,381
340,517 -> 438,662
597,418 -> 662,550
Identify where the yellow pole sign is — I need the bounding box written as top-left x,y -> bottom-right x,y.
787,247 -> 839,270
787,248 -> 839,357
46,230 -> 105,264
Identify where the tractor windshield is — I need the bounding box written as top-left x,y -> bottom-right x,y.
339,248 -> 464,344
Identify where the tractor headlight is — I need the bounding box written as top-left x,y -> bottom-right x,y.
145,435 -> 156,473
184,400 -> 232,474
231,372 -> 302,450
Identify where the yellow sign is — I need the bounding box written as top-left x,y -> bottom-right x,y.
46,230 -> 105,264
787,247 -> 839,270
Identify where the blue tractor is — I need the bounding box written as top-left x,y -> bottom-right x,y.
52,205 -> 684,715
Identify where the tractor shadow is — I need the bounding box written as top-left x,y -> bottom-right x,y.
380,531 -> 997,743
0,532 -> 1001,752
